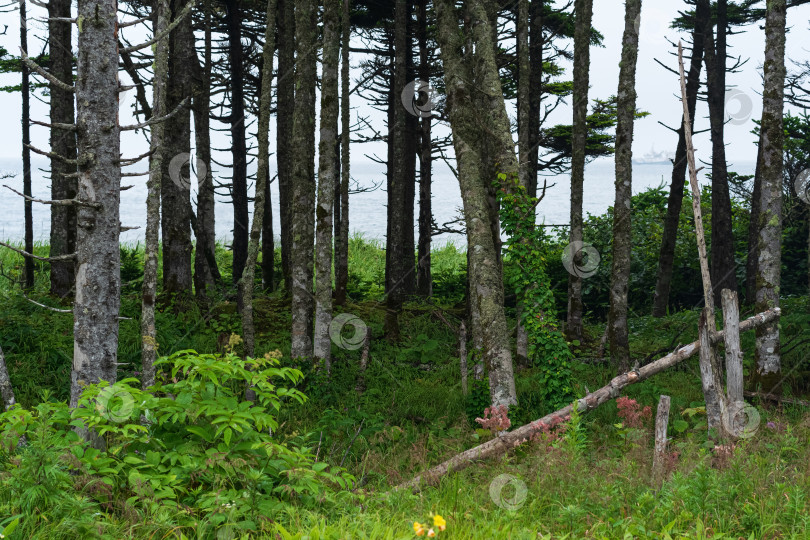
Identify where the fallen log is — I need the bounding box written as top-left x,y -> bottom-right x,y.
396,308 -> 781,492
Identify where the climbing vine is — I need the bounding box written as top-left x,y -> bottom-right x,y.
496,172 -> 575,412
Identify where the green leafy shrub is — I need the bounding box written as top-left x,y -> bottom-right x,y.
0,350 -> 353,537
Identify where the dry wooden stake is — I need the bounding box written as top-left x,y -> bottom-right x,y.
652,394 -> 671,489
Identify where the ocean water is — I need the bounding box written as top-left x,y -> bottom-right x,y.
0,156 -> 755,246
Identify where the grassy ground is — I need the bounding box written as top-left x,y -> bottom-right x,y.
1,238 -> 810,538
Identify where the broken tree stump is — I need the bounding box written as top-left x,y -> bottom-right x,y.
722,289 -> 744,404
652,394 -> 671,489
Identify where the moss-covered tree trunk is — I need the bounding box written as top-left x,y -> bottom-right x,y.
754,0 -> 786,390
47,0 -> 78,298
565,0 -> 593,342
652,3 -> 707,317
141,0 -> 170,390
436,0 -> 516,408
314,0 -> 341,368
290,0 -> 318,359
71,0 -> 121,417
608,0 -> 642,373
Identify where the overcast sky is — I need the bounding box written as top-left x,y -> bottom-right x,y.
0,1 -> 808,172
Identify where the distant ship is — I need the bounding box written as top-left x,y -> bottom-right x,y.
633,147 -> 675,165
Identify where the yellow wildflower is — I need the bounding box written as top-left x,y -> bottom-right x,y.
433,514 -> 446,531
414,522 -> 425,536
427,529 -> 436,537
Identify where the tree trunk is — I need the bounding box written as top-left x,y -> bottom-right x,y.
290,0 -> 318,359
335,0 -> 351,306
702,0 -> 737,302
436,0 -> 517,408
385,0 -> 411,342
745,132 -> 764,304
192,1 -> 218,297
754,0 -> 786,391
20,0 -> 34,290
261,170 -> 275,291
608,0 -> 642,373
314,0 -> 340,369
514,0 -> 530,362
416,0 -> 433,298
0,344 -> 17,411
141,0 -> 170,390
225,0 -> 249,303
161,0 -> 194,298
527,0 -> 543,199
47,0 -> 78,298
652,4 -> 707,317
565,0 -> 593,341
240,0 -> 278,361
276,0 -> 295,294
72,0 -> 121,424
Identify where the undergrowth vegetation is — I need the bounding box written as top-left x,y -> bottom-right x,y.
1,191 -> 810,538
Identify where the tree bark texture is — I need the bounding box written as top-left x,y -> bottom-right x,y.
566,0 -> 593,341
276,0 -> 295,294
225,0 -> 249,298
240,0 -> 278,360
701,0 -> 737,302
754,0 -> 786,386
193,2 -> 218,296
335,0 -> 351,306
745,134 -> 764,304
47,0 -> 78,298
141,0 -> 170,390
651,394 -> 671,488
0,344 -> 17,411
71,0 -> 121,412
314,0 -> 340,367
416,0 -> 433,298
608,0 -> 642,372
20,0 -> 34,290
385,0 -> 414,341
161,0 -> 194,297
435,0 -> 517,408
290,0 -> 318,359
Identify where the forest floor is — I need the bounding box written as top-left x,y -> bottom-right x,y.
1,238 -> 810,538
